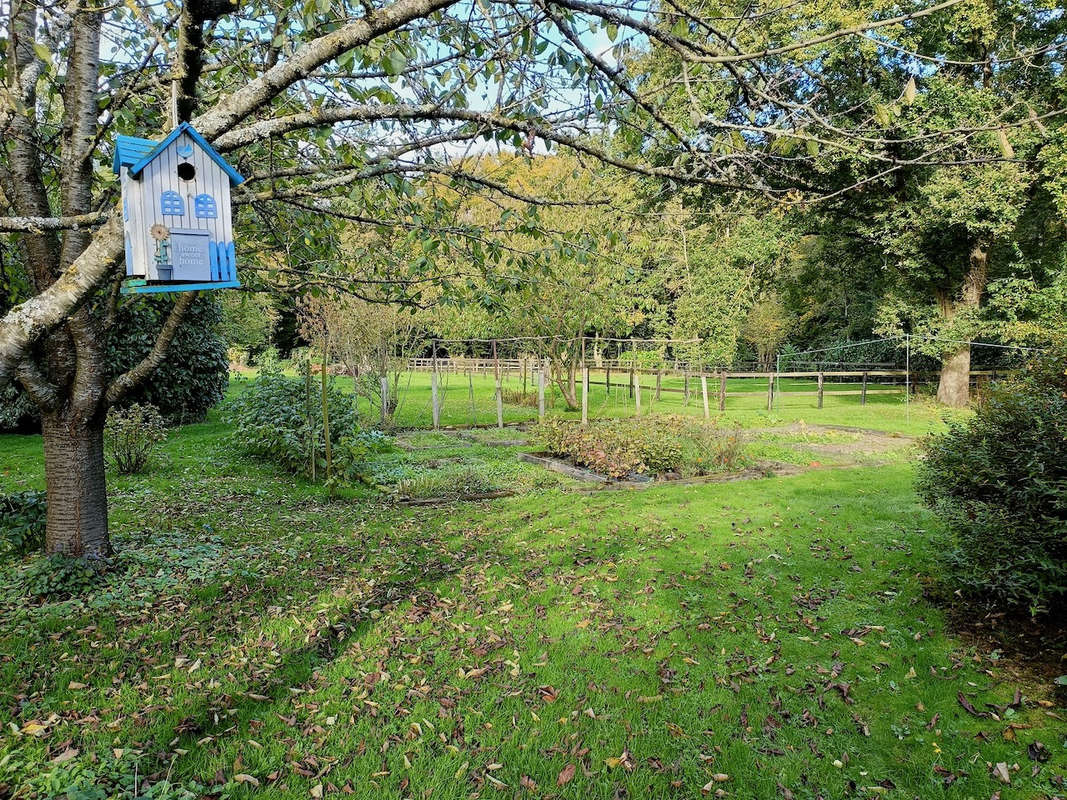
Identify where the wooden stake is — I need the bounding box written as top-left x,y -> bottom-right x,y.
655,370 -> 662,401
860,371 -> 868,405
633,370 -> 641,416
581,366 -> 589,424
321,341 -> 331,486
380,375 -> 390,425
718,371 -> 727,412
701,374 -> 710,419
431,341 -> 440,429
538,361 -> 546,421
766,374 -> 774,411
817,371 -> 825,409
468,370 -> 475,426
496,379 -> 504,428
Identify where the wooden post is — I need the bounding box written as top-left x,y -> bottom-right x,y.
605,364 -> 611,396
468,370 -> 476,426
431,342 -> 440,429
538,360 -> 546,421
581,366 -> 589,424
628,337 -> 635,398
718,371 -> 727,412
522,357 -> 528,395
380,375 -> 390,425
431,370 -> 440,429
766,373 -> 774,411
633,370 -> 641,416
493,340 -> 503,429
655,370 -> 662,401
701,374 -> 710,419
683,370 -> 690,406
860,371 -> 868,406
817,371 -> 825,409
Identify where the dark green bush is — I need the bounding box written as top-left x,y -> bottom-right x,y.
917,346 -> 1067,616
0,295 -> 228,431
0,491 -> 46,559
225,372 -> 391,480
107,294 -> 229,424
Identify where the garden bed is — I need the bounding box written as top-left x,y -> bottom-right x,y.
529,415 -> 747,481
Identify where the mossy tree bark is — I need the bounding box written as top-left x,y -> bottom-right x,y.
935,241 -> 988,408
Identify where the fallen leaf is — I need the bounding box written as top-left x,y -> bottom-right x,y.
557,763 -> 575,786
51,748 -> 79,765
234,774 -> 260,787
992,762 -> 1011,785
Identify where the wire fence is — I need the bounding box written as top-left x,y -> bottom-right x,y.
339,334 -> 1029,430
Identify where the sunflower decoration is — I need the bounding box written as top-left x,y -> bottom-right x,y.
150,224 -> 169,241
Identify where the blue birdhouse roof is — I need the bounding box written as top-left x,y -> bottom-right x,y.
112,122 -> 244,186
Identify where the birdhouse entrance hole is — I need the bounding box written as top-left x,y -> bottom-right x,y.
177,162 -> 196,181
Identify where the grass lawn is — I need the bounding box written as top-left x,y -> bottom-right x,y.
1,398 -> 1064,799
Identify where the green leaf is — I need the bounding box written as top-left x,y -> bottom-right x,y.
383,50 -> 407,76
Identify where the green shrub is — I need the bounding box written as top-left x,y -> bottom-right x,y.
0,491 -> 46,559
917,346 -> 1067,616
534,416 -> 743,479
0,295 -> 228,431
104,403 -> 167,474
106,294 -> 229,424
224,372 -> 390,481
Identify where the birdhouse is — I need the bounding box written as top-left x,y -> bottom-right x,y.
113,122 -> 244,294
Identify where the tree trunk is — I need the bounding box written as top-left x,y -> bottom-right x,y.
41,411 -> 111,559
936,346 -> 971,407
935,241 -> 988,408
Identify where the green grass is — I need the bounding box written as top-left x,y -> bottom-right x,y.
1,398 -> 1062,800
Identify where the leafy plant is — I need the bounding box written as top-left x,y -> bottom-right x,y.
225,372 -> 391,482
20,554 -> 102,599
0,490 -> 46,559
104,403 -> 167,474
917,345 -> 1067,615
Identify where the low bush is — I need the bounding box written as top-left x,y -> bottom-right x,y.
104,403 -> 167,474
534,416 -> 744,479
394,466 -> 501,499
224,372 -> 391,481
917,346 -> 1067,616
0,491 -> 46,559
501,388 -> 539,407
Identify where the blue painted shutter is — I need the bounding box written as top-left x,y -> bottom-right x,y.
160,191 -> 184,216
194,194 -> 218,219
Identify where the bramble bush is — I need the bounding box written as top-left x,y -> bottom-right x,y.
917,345 -> 1067,616
104,403 -> 167,474
534,416 -> 744,479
